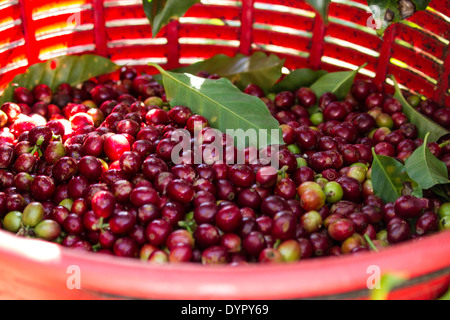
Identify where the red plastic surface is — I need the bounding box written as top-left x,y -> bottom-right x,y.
0,229 -> 449,300
0,0 -> 449,300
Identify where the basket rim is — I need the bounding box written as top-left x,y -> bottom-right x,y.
1,227 -> 449,299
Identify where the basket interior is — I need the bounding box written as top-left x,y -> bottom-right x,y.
0,0 -> 448,105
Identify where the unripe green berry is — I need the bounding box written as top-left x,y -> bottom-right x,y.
22,202 -> 45,228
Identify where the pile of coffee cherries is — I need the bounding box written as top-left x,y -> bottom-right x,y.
0,65 -> 449,265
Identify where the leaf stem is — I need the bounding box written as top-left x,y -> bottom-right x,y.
364,234 -> 379,252
439,140 -> 450,149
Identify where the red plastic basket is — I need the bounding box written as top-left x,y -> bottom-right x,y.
0,0 -> 449,300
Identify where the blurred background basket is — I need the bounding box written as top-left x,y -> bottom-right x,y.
0,0 -> 449,300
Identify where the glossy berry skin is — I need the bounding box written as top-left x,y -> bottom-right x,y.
30,175 -> 56,201
194,223 -> 220,249
63,214 -> 84,235
419,100 -> 439,118
166,179 -> 195,204
145,108 -> 169,126
168,106 -> 193,126
104,134 -> 131,162
237,188 -> 261,210
294,126 -> 318,150
382,97 -> 402,114
129,186 -> 159,207
351,79 -> 371,102
192,202 -> 217,225
119,151 -> 142,175
201,245 -> 229,265
271,211 -> 297,240
169,245 -> 193,263
394,195 -> 426,219
275,91 -> 295,109
14,87 -> 34,105
145,219 -> 172,247
278,239 -> 302,262
415,211 -> 439,235
300,210 -> 323,234
34,219 -> 61,241
323,102 -> 347,122
260,195 -> 291,218
228,164 -> 255,188
258,247 -> 283,263
274,177 -> 297,200
113,237 -> 138,258
335,176 -> 362,203
387,220 -> 411,244
91,190 -> 115,218
33,84 -> 53,104
0,145 -> 14,169
28,125 -> 53,148
244,84 -> 265,98
166,229 -> 195,250
109,211 -> 137,235
242,231 -> 266,257
215,205 -> 242,233
255,166 -> 278,188
296,87 -> 317,108
78,155 -> 103,181
328,218 -> 355,241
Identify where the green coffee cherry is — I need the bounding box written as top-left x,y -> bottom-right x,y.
407,95 -> 421,108
3,211 -> 23,233
310,112 -> 324,126
346,166 -> 367,184
266,93 -> 277,101
22,202 -> 45,228
144,96 -> 164,107
350,162 -> 368,170
315,177 -> 328,189
323,181 -> 344,204
376,230 -> 388,242
278,240 -> 301,262
296,157 -> 308,168
440,217 -> 450,231
287,144 -> 301,154
59,198 -> 74,211
438,202 -> 450,219
34,219 -> 61,241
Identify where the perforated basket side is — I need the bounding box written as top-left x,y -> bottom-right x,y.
0,0 -> 448,102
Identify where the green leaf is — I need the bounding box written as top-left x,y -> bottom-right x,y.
310,63 -> 367,102
367,0 -> 432,36
430,184 -> 450,202
171,52 -> 285,94
438,285 -> 450,301
0,54 -> 119,105
392,76 -> 449,142
405,132 -> 450,190
142,0 -> 200,37
371,149 -> 422,204
271,68 -> 328,93
149,63 -> 284,148
370,273 -> 408,300
305,0 -> 332,22
412,0 -> 431,10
